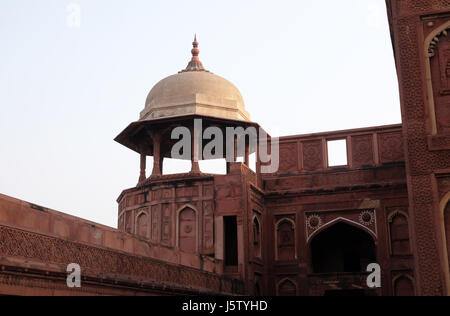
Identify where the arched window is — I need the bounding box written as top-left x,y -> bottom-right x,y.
253,217 -> 262,258
389,213 -> 411,256
278,279 -> 297,296
276,219 -> 296,261
137,212 -> 148,238
393,275 -> 415,296
178,207 -> 197,253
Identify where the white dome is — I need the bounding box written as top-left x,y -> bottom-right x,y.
139,36 -> 250,122
140,71 -> 250,122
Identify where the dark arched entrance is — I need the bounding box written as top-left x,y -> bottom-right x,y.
311,222 -> 376,274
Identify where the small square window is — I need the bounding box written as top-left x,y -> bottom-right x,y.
327,139 -> 348,167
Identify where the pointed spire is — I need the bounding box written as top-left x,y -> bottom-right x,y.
180,35 -> 207,73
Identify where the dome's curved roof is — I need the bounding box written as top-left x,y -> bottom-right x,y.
139,37 -> 250,122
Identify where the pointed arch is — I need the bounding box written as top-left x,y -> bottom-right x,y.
307,217 -> 377,245
424,21 -> 450,135
135,209 -> 149,238
388,211 -> 411,256
425,21 -> 450,58
252,215 -> 262,258
310,221 -> 376,274
276,278 -> 298,296
176,204 -> 198,253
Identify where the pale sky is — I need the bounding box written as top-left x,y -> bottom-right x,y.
0,0 -> 401,228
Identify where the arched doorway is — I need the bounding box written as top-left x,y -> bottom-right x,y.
310,222 -> 376,274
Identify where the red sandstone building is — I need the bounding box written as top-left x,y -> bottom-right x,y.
0,0 -> 450,296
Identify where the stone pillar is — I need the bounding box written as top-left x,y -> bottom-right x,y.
139,153 -> 146,183
191,127 -> 201,174
151,133 -> 162,177
256,139 -> 261,174
245,140 -> 250,168
227,136 -> 238,174
237,216 -> 245,279
256,136 -> 262,187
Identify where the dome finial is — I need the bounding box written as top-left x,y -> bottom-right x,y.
180,34 -> 206,73
191,34 -> 200,62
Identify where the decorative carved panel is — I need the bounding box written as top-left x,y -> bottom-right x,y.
151,205 -> 161,242
302,141 -> 323,171
161,204 -> 171,245
0,225 -> 244,295
378,132 -> 404,163
352,135 -> 375,167
278,143 -> 298,174
203,201 -> 214,253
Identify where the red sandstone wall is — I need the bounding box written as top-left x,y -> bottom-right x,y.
0,193 -> 243,296
261,125 -> 412,296
117,176 -> 218,269
266,124 -> 404,177
387,0 -> 450,296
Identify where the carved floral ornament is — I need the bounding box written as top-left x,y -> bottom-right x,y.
306,214 -> 323,230
359,210 -> 375,227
